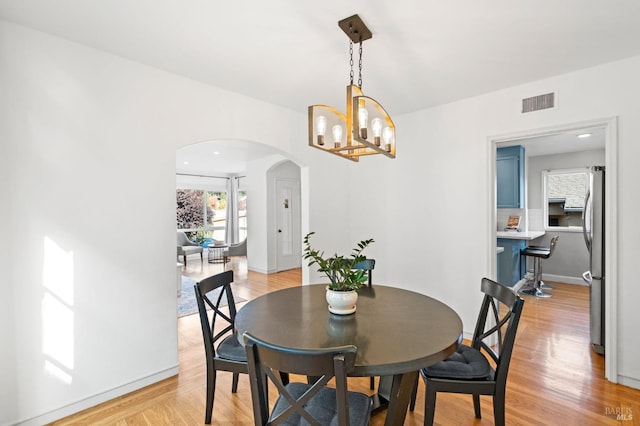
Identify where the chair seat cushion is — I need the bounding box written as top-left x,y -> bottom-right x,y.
521,247 -> 551,258
423,344 -> 493,380
216,335 -> 246,362
178,245 -> 203,255
271,382 -> 372,426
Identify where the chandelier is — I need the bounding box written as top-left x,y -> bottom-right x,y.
308,14 -> 395,162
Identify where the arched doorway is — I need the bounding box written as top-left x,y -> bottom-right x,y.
175,139 -> 305,274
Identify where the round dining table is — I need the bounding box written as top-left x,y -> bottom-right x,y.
235,284 -> 463,426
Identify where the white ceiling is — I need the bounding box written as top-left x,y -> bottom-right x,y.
175,140 -> 285,175
1,0 -> 631,170
498,126 -> 606,157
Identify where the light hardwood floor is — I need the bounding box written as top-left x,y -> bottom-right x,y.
51,257 -> 640,425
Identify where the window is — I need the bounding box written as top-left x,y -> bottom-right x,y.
176,189 -> 227,241
207,190 -> 227,241
238,190 -> 247,241
542,168 -> 588,229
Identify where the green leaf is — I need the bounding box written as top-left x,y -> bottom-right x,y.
302,232 -> 374,292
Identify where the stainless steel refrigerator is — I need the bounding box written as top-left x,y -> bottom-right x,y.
582,165 -> 605,355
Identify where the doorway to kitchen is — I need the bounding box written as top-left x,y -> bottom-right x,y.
488,117 -> 618,382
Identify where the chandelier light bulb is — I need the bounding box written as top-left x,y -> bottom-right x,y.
316,116 -> 328,146
382,127 -> 394,152
358,107 -> 369,139
371,118 -> 383,146
332,124 -> 344,148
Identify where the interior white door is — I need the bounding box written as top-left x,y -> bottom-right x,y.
275,179 -> 301,271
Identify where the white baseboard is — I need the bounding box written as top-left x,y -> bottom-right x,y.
618,374 -> 640,390
16,366 -> 179,426
543,273 -> 588,286
248,266 -> 274,274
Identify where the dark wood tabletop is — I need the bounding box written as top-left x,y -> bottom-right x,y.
235,284 -> 462,377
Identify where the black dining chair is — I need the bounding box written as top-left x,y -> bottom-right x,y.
353,258 -> 377,390
410,277 -> 525,426
194,270 -> 247,424
243,332 -> 373,426
353,258 -> 375,287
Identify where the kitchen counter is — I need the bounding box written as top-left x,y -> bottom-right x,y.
496,232 -> 544,286
496,231 -> 545,240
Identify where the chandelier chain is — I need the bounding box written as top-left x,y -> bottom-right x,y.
358,41 -> 363,88
349,40 -> 354,85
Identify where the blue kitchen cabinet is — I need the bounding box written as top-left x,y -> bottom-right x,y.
497,238 -> 526,286
497,146 -> 525,208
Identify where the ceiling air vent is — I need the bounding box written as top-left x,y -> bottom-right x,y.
522,92 -> 555,113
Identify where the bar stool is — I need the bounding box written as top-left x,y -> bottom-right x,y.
519,236 -> 559,298
523,242 -> 556,291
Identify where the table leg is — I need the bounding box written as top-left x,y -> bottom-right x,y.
375,371 -> 419,426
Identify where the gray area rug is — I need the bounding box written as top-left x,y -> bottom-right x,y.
178,275 -> 245,318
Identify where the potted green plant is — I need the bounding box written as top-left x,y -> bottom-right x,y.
303,232 -> 375,314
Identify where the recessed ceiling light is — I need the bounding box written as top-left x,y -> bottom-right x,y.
183,161 -> 189,165
213,151 -> 220,155
577,133 -> 592,138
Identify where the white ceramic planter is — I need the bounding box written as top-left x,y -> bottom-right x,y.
325,287 -> 358,315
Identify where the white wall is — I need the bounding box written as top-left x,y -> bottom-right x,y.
0,33 -> 16,421
0,20 -> 349,425
349,59 -> 640,388
247,153 -> 348,276
175,173 -> 229,191
4,17 -> 640,425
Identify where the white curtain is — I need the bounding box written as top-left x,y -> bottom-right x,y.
225,177 -> 239,244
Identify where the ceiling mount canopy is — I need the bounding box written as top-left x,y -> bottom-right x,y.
308,14 -> 396,162
338,14 -> 372,43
